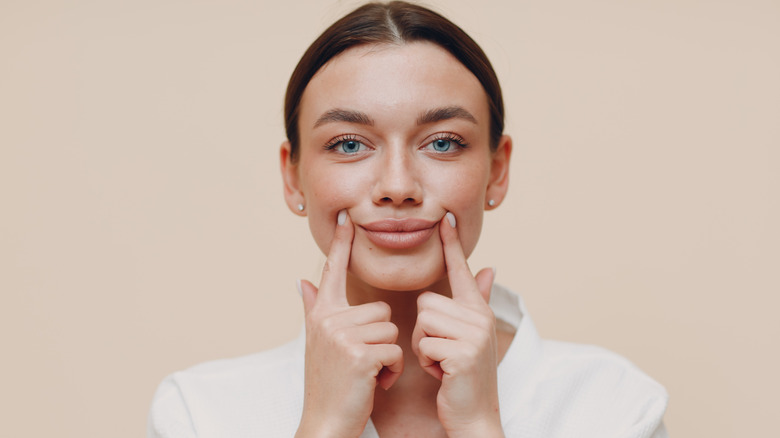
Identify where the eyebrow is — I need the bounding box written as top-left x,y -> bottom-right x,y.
313,109 -> 374,128
312,105 -> 478,129
416,106 -> 477,125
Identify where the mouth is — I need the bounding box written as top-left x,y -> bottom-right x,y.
360,218 -> 438,250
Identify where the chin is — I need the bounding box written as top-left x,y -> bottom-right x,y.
350,258 -> 446,292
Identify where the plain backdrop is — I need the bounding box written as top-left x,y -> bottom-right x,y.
2,0 -> 778,436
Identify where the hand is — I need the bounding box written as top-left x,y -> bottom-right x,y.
411,212 -> 504,437
295,210 -> 404,438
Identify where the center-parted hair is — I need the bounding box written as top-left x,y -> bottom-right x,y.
284,1 -> 504,161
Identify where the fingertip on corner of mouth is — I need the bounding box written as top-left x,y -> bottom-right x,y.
445,212 -> 456,228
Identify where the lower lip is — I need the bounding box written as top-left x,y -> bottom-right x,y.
362,227 -> 436,249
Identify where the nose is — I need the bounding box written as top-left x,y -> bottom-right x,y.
372,147 -> 422,206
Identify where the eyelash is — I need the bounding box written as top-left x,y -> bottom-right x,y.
322,132 -> 469,152
323,134 -> 364,151
427,132 -> 469,150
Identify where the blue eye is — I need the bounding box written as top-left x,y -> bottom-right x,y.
325,136 -> 368,154
423,134 -> 468,153
339,140 -> 362,154
432,139 -> 451,152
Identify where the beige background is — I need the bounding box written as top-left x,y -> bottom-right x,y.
2,0 -> 778,436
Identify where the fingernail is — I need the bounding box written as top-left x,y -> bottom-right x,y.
492,267 -> 497,279
296,279 -> 302,296
445,212 -> 456,228
338,209 -> 346,226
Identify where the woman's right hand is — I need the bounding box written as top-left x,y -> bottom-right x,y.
295,210 -> 404,438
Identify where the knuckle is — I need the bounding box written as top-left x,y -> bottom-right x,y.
318,314 -> 339,335
372,301 -> 392,317
476,315 -> 495,333
417,336 -> 433,353
461,344 -> 480,362
417,291 -> 437,308
346,346 -> 367,363
385,322 -> 399,340
473,329 -> 492,347
383,344 -> 403,365
391,347 -> 404,366
331,327 -> 351,346
416,311 -> 433,332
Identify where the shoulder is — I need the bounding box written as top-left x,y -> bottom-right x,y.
169,336 -> 302,388
147,337 -> 304,438
492,285 -> 668,436
524,340 -> 668,437
540,340 -> 665,387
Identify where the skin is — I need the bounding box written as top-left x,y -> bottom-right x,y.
280,42 -> 513,438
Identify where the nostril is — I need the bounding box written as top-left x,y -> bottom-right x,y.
375,195 -> 421,205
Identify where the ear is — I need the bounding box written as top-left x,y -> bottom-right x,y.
485,135 -> 512,210
280,141 -> 306,216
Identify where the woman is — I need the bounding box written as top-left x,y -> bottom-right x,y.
148,2 -> 668,437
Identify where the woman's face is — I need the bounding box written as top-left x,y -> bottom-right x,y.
282,42 -> 510,291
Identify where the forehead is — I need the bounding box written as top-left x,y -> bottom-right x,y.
298,42 -> 489,129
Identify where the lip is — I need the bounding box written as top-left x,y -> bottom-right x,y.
360,218 -> 438,249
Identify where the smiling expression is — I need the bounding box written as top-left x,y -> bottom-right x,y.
282,42 -> 510,292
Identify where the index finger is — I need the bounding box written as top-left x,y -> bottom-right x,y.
439,212 -> 486,304
317,209 -> 354,306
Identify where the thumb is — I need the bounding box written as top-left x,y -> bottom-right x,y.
473,267 -> 495,304
298,279 -> 319,315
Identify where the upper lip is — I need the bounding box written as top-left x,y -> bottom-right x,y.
361,218 -> 438,232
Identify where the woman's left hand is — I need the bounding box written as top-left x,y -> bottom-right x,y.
411,212 -> 505,438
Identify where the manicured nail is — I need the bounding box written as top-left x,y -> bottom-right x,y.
445,212 -> 456,228
296,279 -> 302,296
338,209 -> 346,226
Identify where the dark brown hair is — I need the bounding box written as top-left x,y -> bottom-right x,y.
284,1 -> 504,161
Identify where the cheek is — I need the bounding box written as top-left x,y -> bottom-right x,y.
452,196 -> 486,260
303,166 -> 365,255
425,165 -> 488,257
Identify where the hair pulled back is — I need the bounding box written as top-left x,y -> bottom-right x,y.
284,1 -> 504,161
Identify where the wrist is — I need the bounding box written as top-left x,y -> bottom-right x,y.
295,415 -> 364,438
446,417 -> 504,438
294,424 -> 342,438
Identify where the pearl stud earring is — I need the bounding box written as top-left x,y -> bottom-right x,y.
488,199 -> 496,207
297,204 -> 305,212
